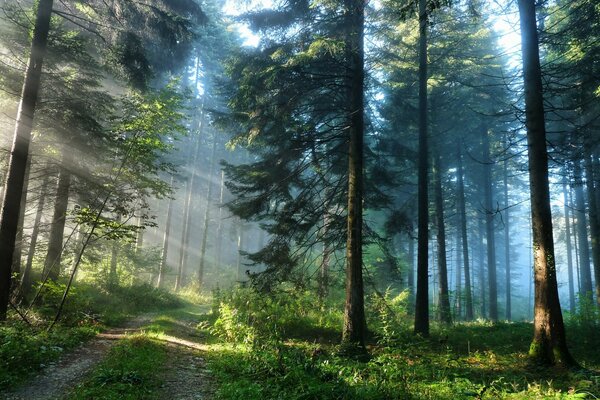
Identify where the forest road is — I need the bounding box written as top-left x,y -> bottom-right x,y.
1,310 -> 214,400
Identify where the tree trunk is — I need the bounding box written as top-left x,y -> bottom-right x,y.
157,176 -> 174,289
478,217 -> 486,318
457,145 -> 473,320
562,178 -> 576,314
570,187 -> 582,294
215,169 -> 225,270
583,152 -> 600,308
518,0 -> 575,366
0,0 -> 53,320
135,215 -> 144,254
433,151 -> 451,324
318,212 -> 331,301
108,215 -> 121,289
482,130 -> 498,321
175,178 -> 191,291
236,221 -> 246,282
12,158 -> 32,281
407,232 -> 415,310
180,112 -> 205,289
43,164 -> 71,282
198,133 -> 218,291
342,0 -> 366,348
414,0 -> 430,337
573,160 -> 593,300
20,173 -> 50,296
503,137 -> 511,321
455,209 -> 462,320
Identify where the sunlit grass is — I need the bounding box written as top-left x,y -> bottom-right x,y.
65,334 -> 168,400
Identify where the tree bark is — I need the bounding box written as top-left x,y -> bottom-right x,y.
433,151 -> 451,324
583,152 -> 600,307
198,133 -> 218,291
108,215 -> 121,289
482,129 -> 498,322
573,160 -> 593,299
478,217 -> 486,318
12,158 -> 32,281
43,164 -> 71,282
457,145 -> 473,320
562,178 -> 576,314
215,169 -> 225,270
407,233 -> 415,310
414,0 -> 430,337
503,137 -> 511,321
157,176 -> 174,288
518,0 -> 575,366
175,178 -> 191,291
180,110 -> 205,289
0,0 -> 53,320
20,173 -> 50,296
342,0 -> 366,347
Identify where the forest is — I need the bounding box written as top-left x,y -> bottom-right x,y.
0,0 -> 599,399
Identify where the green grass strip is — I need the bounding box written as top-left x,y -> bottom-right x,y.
66,334 -> 167,400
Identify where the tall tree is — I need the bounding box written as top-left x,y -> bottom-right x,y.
342,0 -> 367,347
0,0 -> 53,320
414,0 -> 430,337
433,150 -> 451,324
518,0 -> 575,366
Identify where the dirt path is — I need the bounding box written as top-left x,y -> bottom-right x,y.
1,310 -> 215,400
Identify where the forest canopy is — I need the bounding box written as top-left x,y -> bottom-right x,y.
0,0 -> 599,398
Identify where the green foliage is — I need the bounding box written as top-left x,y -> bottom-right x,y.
0,323 -> 97,390
34,282 -> 182,326
65,335 -> 167,400
206,288 -> 600,400
211,285 -> 342,347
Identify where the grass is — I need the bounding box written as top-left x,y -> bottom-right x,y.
65,334 -> 167,400
0,323 -> 97,390
204,288 -> 600,400
0,283 -> 184,391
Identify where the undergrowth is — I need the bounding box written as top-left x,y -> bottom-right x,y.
206,286 -> 600,400
0,283 -> 183,391
65,334 -> 167,400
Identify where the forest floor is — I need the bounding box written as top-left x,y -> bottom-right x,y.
1,306 -> 215,400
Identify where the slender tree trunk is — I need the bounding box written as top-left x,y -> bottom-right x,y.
573,160 -> 593,299
319,212 -> 331,301
478,217 -> 486,318
414,0 -> 429,337
408,233 -> 415,309
135,215 -> 144,254
198,134 -> 218,291
20,173 -> 49,296
12,157 -> 32,281
175,178 -> 191,291
43,164 -> 71,282
518,0 -> 575,366
0,0 -> 53,320
215,169 -> 225,269
180,111 -> 205,288
342,0 -> 366,347
562,178 -> 576,314
455,212 -> 462,320
457,146 -> 473,320
570,187 -> 582,294
157,176 -> 174,289
108,215 -> 121,289
482,130 -> 498,321
433,151 -> 451,324
503,138 -> 511,321
583,152 -> 600,307
236,221 -> 245,282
